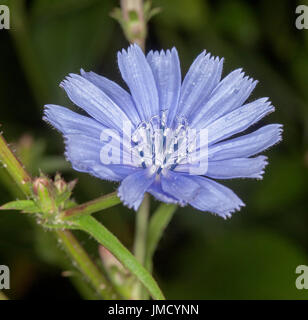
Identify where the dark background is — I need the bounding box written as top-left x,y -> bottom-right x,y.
0,0 -> 308,299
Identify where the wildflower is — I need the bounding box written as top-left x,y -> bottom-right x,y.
43,44 -> 282,217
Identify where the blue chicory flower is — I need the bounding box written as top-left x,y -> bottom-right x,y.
43,44 -> 282,218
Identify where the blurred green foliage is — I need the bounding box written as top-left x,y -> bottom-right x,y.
0,0 -> 308,299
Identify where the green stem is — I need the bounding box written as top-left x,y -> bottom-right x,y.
55,230 -> 121,300
0,134 -> 32,197
62,191 -> 121,220
132,193 -> 150,299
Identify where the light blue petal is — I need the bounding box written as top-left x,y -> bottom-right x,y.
191,70 -> 258,129
64,134 -> 137,181
44,105 -> 136,165
43,104 -> 105,138
148,180 -> 179,204
117,44 -> 159,121
206,156 -> 268,179
188,176 -> 245,218
44,105 -> 137,181
147,48 -> 181,126
118,169 -> 156,210
174,155 -> 268,178
208,124 -> 283,160
60,74 -> 131,132
80,69 -> 140,126
161,171 -> 200,205
206,97 -> 275,145
91,164 -> 141,181
178,51 -> 223,120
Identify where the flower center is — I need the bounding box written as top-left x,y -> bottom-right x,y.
131,112 -> 194,174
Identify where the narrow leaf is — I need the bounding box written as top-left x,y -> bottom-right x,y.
73,215 -> 165,300
0,200 -> 39,213
62,192 -> 121,220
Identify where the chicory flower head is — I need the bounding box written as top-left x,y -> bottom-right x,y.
43,44 -> 282,218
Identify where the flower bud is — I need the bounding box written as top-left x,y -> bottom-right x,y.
33,177 -> 56,215
54,176 -> 67,194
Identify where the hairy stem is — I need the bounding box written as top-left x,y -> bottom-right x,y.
55,229 -> 121,300
0,134 -> 32,197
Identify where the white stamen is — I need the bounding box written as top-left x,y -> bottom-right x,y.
131,112 -> 195,174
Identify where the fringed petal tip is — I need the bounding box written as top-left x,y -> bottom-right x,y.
117,43 -> 143,59
260,97 -> 275,113
256,156 -> 269,180
147,46 -> 179,57
117,188 -> 140,211
208,191 -> 246,219
43,104 -> 57,116
59,78 -> 68,89
199,49 -> 224,63
220,201 -> 246,220
42,104 -> 63,131
192,194 -> 245,220
276,123 -> 284,139
117,170 -> 156,211
60,73 -> 82,87
214,193 -> 246,219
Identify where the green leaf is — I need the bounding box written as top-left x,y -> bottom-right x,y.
62,191 -> 121,220
73,215 -> 165,300
1,200 -> 39,213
